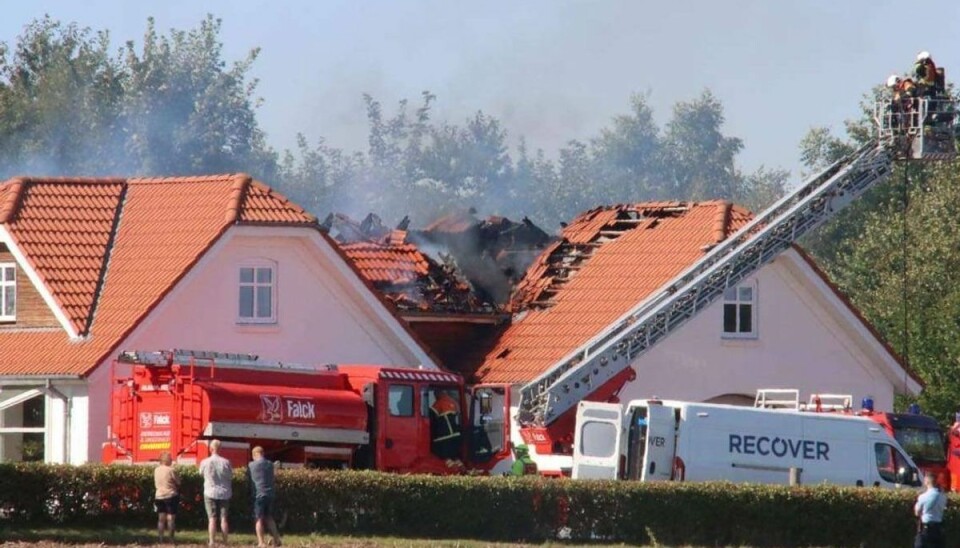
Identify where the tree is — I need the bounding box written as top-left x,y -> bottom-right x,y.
590,93 -> 662,204
661,90 -> 743,200
799,87 -> 960,421
734,166 -> 788,213
0,15 -> 276,179
0,17 -> 124,176
121,15 -> 276,177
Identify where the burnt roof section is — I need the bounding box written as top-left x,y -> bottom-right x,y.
328,212 -> 499,315
411,208 -> 555,305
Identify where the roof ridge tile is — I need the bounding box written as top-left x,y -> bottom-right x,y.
0,177 -> 27,223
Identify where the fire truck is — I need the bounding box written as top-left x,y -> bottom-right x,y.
514,85 -> 958,470
754,389 -> 948,489
102,350 -> 512,473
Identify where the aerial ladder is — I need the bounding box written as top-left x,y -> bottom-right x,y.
517,92 -> 958,437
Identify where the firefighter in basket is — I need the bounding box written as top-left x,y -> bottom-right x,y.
886,74 -> 917,131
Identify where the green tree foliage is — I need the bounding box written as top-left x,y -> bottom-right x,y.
283,89 -> 783,228
0,17 -> 124,174
0,16 -> 786,232
122,16 -> 275,177
801,88 -> 960,421
661,90 -> 743,200
0,15 -> 273,178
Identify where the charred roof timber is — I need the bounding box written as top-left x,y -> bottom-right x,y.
330,212 -> 502,316
410,209 -> 554,306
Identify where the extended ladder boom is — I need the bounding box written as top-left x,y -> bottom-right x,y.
518,141 -> 894,426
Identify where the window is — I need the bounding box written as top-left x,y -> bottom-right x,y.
723,283 -> 756,338
874,443 -> 917,484
238,263 -> 276,323
0,263 -> 15,321
388,385 -> 414,417
580,421 -> 619,458
894,427 -> 946,463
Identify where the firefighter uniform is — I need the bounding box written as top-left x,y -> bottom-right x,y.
914,52 -> 938,97
429,390 -> 462,459
509,444 -> 538,476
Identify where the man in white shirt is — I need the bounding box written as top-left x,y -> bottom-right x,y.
914,471 -> 947,548
199,440 -> 233,546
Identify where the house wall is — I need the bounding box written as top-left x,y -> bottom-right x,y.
124,231 -> 429,366
0,245 -> 59,328
83,227 -> 437,462
618,252 -> 906,412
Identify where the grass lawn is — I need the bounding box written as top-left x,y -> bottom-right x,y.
0,525 -> 645,547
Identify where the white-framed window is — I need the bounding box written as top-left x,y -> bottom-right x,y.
237,261 -> 276,324
722,282 -> 756,338
0,263 -> 15,322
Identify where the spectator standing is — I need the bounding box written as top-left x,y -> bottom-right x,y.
247,446 -> 282,547
153,451 -> 180,543
199,439 -> 233,546
914,470 -> 947,548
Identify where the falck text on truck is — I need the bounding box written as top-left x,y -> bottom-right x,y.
729,434 -> 830,460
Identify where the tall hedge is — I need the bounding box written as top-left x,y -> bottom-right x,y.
0,463 -> 954,547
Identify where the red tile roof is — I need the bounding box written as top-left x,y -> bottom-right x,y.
475,200 -> 913,386
0,174 -> 315,377
339,235 -> 494,314
1,179 -> 125,332
340,242 -> 430,285
475,201 -> 753,384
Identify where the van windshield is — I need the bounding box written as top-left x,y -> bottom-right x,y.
894,427 -> 946,463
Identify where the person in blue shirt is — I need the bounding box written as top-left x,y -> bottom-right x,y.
247,446 -> 282,548
914,470 -> 947,548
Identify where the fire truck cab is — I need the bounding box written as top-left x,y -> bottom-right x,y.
102,350 -> 512,474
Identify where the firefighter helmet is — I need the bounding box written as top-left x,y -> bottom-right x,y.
917,51 -> 931,61
886,74 -> 900,88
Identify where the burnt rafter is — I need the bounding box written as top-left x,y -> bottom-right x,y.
518,206 -> 689,310
335,212 -> 500,315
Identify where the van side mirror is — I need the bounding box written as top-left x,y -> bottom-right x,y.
896,467 -> 909,485
896,467 -> 919,486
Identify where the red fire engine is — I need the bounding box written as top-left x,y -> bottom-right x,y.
857,399 -> 949,490
102,350 -> 512,473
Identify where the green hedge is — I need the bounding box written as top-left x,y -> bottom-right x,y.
0,463 -> 955,547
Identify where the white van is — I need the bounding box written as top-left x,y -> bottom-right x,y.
573,399 -> 922,489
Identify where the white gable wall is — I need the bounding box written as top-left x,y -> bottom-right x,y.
118,226 -> 433,367
618,250 -> 917,412
81,225 -> 437,462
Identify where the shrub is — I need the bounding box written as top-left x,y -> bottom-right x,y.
0,463 -> 952,547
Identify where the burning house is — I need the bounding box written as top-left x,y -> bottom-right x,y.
324,212 -> 508,373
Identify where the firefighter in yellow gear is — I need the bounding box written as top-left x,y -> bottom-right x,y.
509,444 -> 538,476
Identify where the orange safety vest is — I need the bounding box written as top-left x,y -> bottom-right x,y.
894,79 -> 917,103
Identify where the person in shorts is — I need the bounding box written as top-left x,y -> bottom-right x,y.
153,451 -> 180,543
247,446 -> 281,547
199,439 -> 233,546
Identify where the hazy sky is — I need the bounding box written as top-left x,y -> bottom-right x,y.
3,1 -> 959,179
